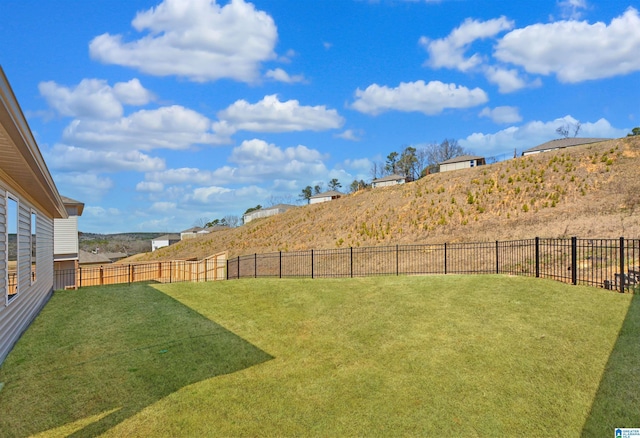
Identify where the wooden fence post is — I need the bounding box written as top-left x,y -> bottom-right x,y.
444,243 -> 448,275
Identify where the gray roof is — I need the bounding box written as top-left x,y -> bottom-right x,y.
310,190 -> 343,199
181,226 -> 206,233
439,155 -> 484,165
78,250 -> 111,264
153,233 -> 181,241
522,137 -> 610,154
60,195 -> 85,215
265,203 -> 297,211
372,174 -> 406,183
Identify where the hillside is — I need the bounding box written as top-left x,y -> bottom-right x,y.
139,136 -> 640,261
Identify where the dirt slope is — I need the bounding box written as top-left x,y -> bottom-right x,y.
139,136 -> 640,261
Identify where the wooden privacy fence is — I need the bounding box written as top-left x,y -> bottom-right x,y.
53,252 -> 227,289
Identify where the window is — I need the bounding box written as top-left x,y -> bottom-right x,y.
6,194 -> 18,303
31,210 -> 37,284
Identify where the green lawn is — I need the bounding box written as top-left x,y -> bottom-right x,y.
0,276 -> 637,437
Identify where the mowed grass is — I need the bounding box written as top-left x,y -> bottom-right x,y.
0,276 -> 638,437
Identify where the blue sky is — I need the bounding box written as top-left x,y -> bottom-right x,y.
1,0 -> 638,233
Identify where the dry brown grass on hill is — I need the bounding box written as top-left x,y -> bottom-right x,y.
138,136 -> 640,261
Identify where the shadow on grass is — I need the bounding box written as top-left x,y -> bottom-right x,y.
0,282 -> 274,438
581,292 -> 640,437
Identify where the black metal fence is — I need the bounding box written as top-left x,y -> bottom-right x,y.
227,237 -> 640,293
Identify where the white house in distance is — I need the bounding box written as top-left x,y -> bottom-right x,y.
151,233 -> 181,251
0,66 -> 68,364
309,190 -> 343,204
439,155 -> 486,173
243,204 -> 297,224
54,195 -> 84,290
371,174 -> 410,188
180,226 -> 210,240
521,138 -> 611,156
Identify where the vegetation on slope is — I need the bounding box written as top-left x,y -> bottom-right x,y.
141,136 -> 640,261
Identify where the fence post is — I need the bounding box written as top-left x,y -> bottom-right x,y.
237,255 -> 240,279
279,251 -> 282,278
100,266 -> 104,285
571,237 -> 577,285
535,237 -> 540,278
396,245 -> 399,276
170,261 -> 172,283
254,253 -> 257,278
226,259 -> 229,280
129,264 -> 133,284
444,242 -> 448,275
619,237 -> 625,293
495,240 -> 499,274
350,247 -> 353,278
311,249 -> 314,279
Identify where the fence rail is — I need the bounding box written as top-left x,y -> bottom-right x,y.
226,237 -> 640,293
5,239 -> 639,293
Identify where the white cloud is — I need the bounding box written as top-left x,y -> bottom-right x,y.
63,105 -> 226,150
265,68 -> 306,83
89,0 -> 278,83
84,206 -> 122,218
495,8 -> 640,83
484,66 -> 542,93
461,115 -> 628,156
150,201 -> 177,212
479,106 -> 522,124
136,181 -> 164,192
557,0 -> 588,20
215,95 -> 344,134
53,172 -> 114,199
420,16 -> 514,71
350,80 -> 488,115
112,79 -> 155,105
335,129 -> 363,141
190,186 -> 233,204
143,139 -> 328,188
46,144 -> 165,172
38,79 -> 117,119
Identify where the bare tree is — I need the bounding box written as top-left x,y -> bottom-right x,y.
224,215 -> 240,228
193,217 -> 210,228
556,121 -> 581,138
424,139 -> 467,168
370,161 -> 383,180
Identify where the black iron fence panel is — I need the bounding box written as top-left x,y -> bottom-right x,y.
225,237 -> 640,293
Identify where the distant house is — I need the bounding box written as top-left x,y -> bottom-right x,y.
54,196 -> 84,290
243,204 -> 297,224
152,233 -> 181,251
521,138 -> 611,156
1,67 -> 68,364
309,190 -> 343,204
372,174 -> 410,188
78,249 -> 112,267
439,155 -> 486,172
180,227 -> 210,240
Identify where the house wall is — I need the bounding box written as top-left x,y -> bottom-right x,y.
440,160 -> 473,172
54,215 -> 78,256
0,181 -> 55,363
372,179 -> 404,188
152,239 -> 170,251
310,196 -> 332,204
244,207 -> 285,223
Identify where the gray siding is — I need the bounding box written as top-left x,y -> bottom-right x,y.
0,182 -> 55,363
54,216 -> 78,256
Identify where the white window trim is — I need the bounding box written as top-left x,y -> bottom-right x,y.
6,192 -> 18,306
30,209 -> 37,286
